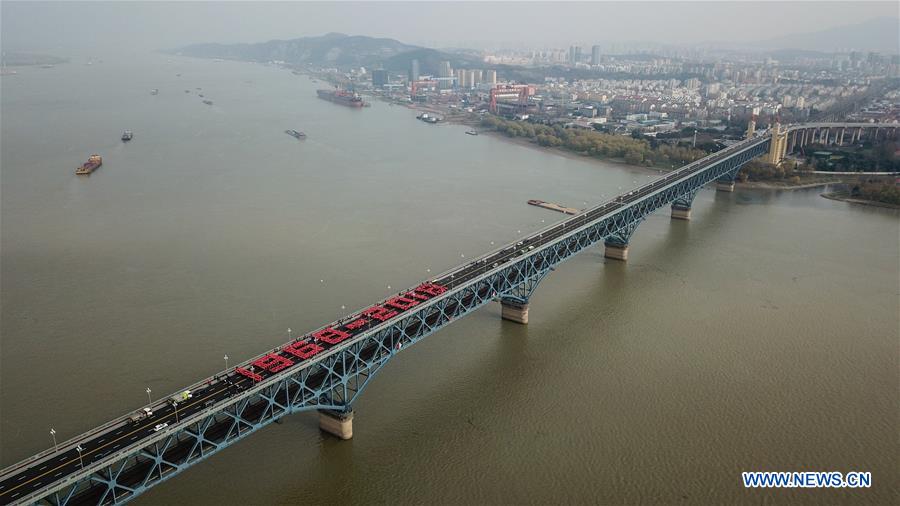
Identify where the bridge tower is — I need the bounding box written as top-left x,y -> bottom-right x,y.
766,122 -> 789,166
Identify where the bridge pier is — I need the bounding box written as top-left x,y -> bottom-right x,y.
670,205 -> 692,220
715,180 -> 735,192
604,241 -> 629,261
670,191 -> 698,221
500,298 -> 529,324
319,409 -> 353,440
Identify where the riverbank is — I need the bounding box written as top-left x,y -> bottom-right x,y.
737,179 -> 839,190
821,191 -> 900,209
478,128 -> 670,175
468,121 -> 854,193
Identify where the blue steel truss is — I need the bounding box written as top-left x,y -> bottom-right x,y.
10,137 -> 770,506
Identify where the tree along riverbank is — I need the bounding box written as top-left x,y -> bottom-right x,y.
822,190 -> 900,209
478,115 -> 708,169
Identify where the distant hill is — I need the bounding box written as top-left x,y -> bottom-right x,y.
381,47 -> 482,73
756,17 -> 900,53
175,33 -> 482,73
1,52 -> 68,66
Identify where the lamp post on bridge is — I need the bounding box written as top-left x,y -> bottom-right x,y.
224,354 -> 229,370
50,428 -> 58,452
76,445 -> 84,469
174,401 -> 180,423
146,387 -> 152,405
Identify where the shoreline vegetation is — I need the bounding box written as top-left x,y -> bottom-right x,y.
454,112 -> 897,208
821,191 -> 900,209
476,114 -> 709,169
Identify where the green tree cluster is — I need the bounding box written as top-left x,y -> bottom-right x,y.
480,116 -> 706,168
851,176 -> 900,205
737,160 -> 798,182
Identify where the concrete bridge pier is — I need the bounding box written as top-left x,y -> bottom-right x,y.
500,298 -> 529,324
319,409 -> 353,440
671,204 -> 692,220
715,176 -> 736,192
670,190 -> 698,221
604,240 -> 629,261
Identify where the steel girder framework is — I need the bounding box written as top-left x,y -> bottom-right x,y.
24,139 -> 770,506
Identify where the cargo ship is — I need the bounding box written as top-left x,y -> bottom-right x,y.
75,154 -> 102,175
316,89 -> 366,108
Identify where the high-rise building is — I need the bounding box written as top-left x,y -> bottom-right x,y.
472,69 -> 482,85
591,45 -> 601,65
569,45 -> 583,64
372,69 -> 388,88
438,61 -> 452,78
409,59 -> 420,82
485,69 -> 497,86
457,68 -> 467,88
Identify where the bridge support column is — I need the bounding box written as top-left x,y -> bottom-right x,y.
671,205 -> 692,220
715,180 -> 735,192
604,241 -> 629,261
319,409 -> 353,440
670,190 -> 698,221
500,298 -> 529,324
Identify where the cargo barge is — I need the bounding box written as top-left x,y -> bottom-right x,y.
527,199 -> 580,215
316,89 -> 366,108
75,154 -> 102,175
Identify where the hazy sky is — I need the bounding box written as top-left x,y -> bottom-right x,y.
2,1 -> 898,55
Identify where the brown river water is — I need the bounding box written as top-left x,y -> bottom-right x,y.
1,54 -> 898,505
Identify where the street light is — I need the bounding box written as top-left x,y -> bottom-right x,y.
288,328 -> 292,340
174,401 -> 180,423
224,354 -> 229,370
146,387 -> 152,405
50,428 -> 58,452
76,445 -> 84,469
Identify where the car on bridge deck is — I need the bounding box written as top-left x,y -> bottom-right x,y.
153,423 -> 168,432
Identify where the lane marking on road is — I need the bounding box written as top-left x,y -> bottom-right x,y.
1,385 -> 229,498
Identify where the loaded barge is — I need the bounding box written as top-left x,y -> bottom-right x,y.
527,199 -> 580,215
75,154 -> 102,175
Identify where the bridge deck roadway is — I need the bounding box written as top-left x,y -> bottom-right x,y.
0,134 -> 772,505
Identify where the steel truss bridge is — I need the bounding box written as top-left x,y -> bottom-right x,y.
0,123 -> 894,505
